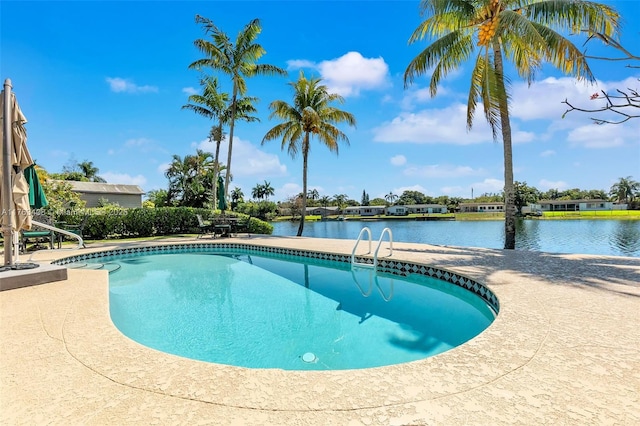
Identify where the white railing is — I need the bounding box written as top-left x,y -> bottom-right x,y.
31,220 -> 84,250
351,226 -> 393,270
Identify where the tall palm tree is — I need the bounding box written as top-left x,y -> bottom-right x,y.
230,187 -> 244,210
262,71 -> 356,236
78,160 -> 105,183
190,16 -> 287,202
610,176 -> 639,204
405,0 -> 620,249
182,76 -> 259,208
307,188 -> 319,202
262,180 -> 275,200
251,183 -> 264,200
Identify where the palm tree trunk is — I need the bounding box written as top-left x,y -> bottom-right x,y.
494,42 -> 516,249
297,135 -> 310,236
224,85 -> 238,203
213,121 -> 223,210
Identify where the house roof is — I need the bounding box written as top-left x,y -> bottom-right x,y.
538,199 -> 607,205
459,202 -> 504,206
62,180 -> 145,195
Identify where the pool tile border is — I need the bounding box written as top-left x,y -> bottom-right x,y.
52,242 -> 499,313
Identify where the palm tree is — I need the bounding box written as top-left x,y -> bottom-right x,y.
404,0 -> 620,249
251,183 -> 264,200
230,187 -> 244,210
262,180 -> 275,200
385,191 -> 398,205
78,160 -> 105,183
190,16 -> 287,202
262,71 -> 356,236
182,76 -> 258,208
333,194 -> 349,212
610,176 -> 639,204
307,188 -> 319,202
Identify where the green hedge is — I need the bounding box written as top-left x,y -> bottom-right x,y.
55,207 -> 272,240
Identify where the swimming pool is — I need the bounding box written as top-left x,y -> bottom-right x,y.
57,243 -> 498,370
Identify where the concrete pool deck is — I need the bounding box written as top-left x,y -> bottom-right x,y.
1,235 -> 639,425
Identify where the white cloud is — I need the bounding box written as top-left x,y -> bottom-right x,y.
440,185 -> 466,197
540,150 -> 556,157
106,77 -> 158,94
196,136 -> 287,177
566,124 -> 628,148
404,164 -> 484,178
317,51 -> 389,97
157,163 -> 170,174
182,87 -> 198,95
286,59 -> 315,70
471,178 -> 504,194
373,104 -> 492,144
101,172 -> 147,187
278,182 -> 302,199
511,75 -> 640,123
538,179 -> 568,191
390,155 -> 406,166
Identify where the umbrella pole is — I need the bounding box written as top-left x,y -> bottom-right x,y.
2,79 -> 14,266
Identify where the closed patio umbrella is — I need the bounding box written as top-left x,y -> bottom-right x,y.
2,79 -> 35,266
217,176 -> 227,212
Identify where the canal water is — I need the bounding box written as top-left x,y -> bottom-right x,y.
271,219 -> 640,257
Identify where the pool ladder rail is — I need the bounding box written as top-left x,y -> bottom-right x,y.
351,226 -> 393,270
350,227 -> 394,301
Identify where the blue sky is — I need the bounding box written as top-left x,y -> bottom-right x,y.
2,0 -> 639,203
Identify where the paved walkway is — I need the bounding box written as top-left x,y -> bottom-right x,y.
1,236 -> 639,425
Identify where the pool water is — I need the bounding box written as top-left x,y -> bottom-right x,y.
91,251 -> 495,370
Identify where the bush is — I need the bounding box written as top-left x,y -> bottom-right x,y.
55,206 -> 273,240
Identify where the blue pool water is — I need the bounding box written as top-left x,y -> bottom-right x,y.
78,250 -> 495,370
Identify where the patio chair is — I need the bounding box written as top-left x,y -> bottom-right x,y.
196,214 -> 215,238
57,214 -> 88,248
20,213 -> 55,252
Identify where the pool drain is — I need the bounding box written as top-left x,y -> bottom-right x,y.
302,352 -> 317,363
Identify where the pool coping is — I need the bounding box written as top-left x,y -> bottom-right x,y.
2,236 -> 639,424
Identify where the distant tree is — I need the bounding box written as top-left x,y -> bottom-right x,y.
610,176 -> 639,205
319,195 -> 331,210
190,15 -> 287,203
370,197 -> 387,206
146,189 -> 170,207
262,71 -> 355,236
475,192 -> 504,203
514,181 -> 540,215
78,160 -> 106,183
230,187 -> 244,210
332,194 -> 349,211
543,188 -> 561,200
397,190 -> 429,205
384,191 -> 398,205
37,166 -> 86,213
307,188 -> 319,201
361,190 -> 370,206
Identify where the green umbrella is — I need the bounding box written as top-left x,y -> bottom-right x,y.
23,164 -> 48,209
216,176 -> 227,211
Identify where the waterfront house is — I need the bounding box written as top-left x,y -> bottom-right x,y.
343,206 -> 386,216
458,202 -> 504,213
531,199 -> 627,212
306,206 -> 341,216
